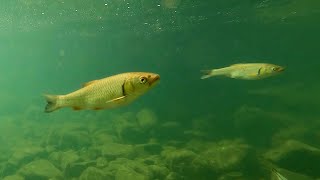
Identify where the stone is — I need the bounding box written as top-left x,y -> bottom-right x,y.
134,143 -> 163,156
79,167 -> 112,180
8,146 -> 46,166
136,108 -> 158,130
65,161 -> 96,178
99,143 -> 135,160
105,158 -> 153,179
45,125 -> 91,150
264,139 -> 320,177
115,167 -> 146,180
201,139 -> 251,172
92,131 -> 117,145
3,175 -> 25,180
96,157 -> 108,168
48,150 -> 80,171
18,159 -> 63,179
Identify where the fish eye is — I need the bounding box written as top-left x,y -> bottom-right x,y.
272,67 -> 279,71
139,77 -> 147,84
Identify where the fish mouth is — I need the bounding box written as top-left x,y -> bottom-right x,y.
149,75 -> 160,85
278,67 -> 285,72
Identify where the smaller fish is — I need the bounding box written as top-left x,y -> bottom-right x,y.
201,63 -> 285,80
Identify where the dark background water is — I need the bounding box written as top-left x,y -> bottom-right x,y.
1,0 -> 320,145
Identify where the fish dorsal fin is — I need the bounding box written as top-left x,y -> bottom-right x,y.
82,80 -> 99,87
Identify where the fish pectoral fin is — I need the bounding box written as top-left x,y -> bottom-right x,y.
82,80 -> 99,87
106,96 -> 126,104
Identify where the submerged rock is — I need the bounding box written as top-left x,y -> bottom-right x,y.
136,108 -> 158,130
3,175 -> 25,180
165,172 -> 183,180
161,148 -> 207,179
18,159 -> 63,179
65,161 -> 96,178
96,157 -> 108,168
92,131 -> 117,145
264,139 -> 320,177
44,125 -> 91,150
104,158 -> 154,179
111,109 -> 158,144
2,145 -> 47,177
162,139 -> 254,179
115,167 -> 146,180
8,145 -> 46,166
148,165 -> 170,179
201,139 -> 251,172
134,143 -> 163,156
79,167 -> 112,180
98,143 -> 135,160
49,150 -> 80,171
234,105 -> 289,146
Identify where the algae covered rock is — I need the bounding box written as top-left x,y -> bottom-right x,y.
45,125 -> 91,150
3,145 -> 47,177
161,148 -> 205,178
105,158 -> 153,180
165,172 -> 183,180
115,167 -> 146,180
96,157 -> 108,168
18,159 -> 63,179
162,139 -> 253,179
79,167 -> 112,180
111,110 -> 158,144
136,108 -> 158,130
49,150 -> 80,171
264,139 -> 320,177
162,148 -> 197,170
92,130 -> 117,145
134,143 -> 163,156
8,145 -> 46,166
3,175 -> 25,180
98,143 -> 135,160
233,105 -> 288,146
64,160 -> 96,178
201,139 -> 251,172
148,165 -> 170,179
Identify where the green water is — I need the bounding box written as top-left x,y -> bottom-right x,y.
1,0 -> 320,179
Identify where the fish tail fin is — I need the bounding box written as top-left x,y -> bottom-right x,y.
200,70 -> 213,79
201,67 -> 231,79
44,94 -> 60,113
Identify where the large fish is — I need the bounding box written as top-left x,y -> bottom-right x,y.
44,72 -> 160,113
201,63 -> 285,80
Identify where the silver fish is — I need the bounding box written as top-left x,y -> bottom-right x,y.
201,63 -> 285,80
44,72 -> 160,113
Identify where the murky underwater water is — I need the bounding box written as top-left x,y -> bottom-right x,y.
1,0 -> 320,179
